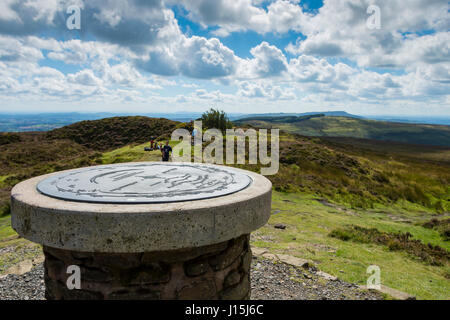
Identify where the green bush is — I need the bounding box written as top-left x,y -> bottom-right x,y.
200,108 -> 233,133
387,239 -> 402,251
329,228 -> 352,241
329,225 -> 449,266
0,201 -> 10,217
423,218 -> 450,241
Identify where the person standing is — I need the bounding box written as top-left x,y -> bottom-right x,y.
161,140 -> 172,162
191,128 -> 198,146
150,138 -> 155,150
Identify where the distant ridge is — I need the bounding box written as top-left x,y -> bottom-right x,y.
2,111 -> 449,132
235,115 -> 450,147
233,111 -> 362,120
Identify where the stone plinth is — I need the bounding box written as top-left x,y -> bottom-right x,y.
44,234 -> 251,300
11,162 -> 272,300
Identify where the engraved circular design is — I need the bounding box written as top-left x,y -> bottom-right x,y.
36,162 -> 252,204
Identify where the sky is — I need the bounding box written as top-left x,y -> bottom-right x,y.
0,0 -> 449,116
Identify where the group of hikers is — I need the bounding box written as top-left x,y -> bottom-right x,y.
147,126 -> 198,162
146,139 -> 172,162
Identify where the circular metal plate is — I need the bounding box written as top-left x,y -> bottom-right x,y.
36,162 -> 252,204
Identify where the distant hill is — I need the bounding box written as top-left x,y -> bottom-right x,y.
0,111 -> 360,132
0,112 -> 215,132
0,112 -> 200,132
3,111 -> 450,132
234,114 -> 325,123
364,115 -> 450,126
46,116 -> 178,151
234,115 -> 450,147
233,111 -> 362,120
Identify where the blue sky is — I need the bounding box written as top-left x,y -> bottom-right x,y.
0,0 -> 448,116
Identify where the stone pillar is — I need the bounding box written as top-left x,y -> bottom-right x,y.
11,162 -> 272,300
44,235 -> 251,300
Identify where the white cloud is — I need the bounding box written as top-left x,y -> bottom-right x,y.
287,0 -> 449,68
240,42 -> 288,78
179,36 -> 238,79
135,36 -> 239,79
178,0 -> 306,36
0,0 -> 448,114
0,0 -> 21,22
67,69 -> 102,86
289,55 -> 355,84
238,80 -> 296,100
0,36 -> 43,62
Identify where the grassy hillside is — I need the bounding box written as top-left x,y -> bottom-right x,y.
46,116 -> 178,151
321,137 -> 450,164
0,117 -> 178,216
235,115 -> 450,147
228,132 -> 450,213
252,191 -> 450,300
0,116 -> 449,299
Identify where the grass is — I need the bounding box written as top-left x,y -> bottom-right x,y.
1,117 -> 449,299
250,191 -> 450,300
100,140 -> 182,164
100,143 -> 162,164
0,214 -> 16,244
0,175 -> 10,188
240,133 -> 450,212
422,218 -> 450,241
235,116 -> 450,147
329,225 -> 449,266
0,214 -> 42,273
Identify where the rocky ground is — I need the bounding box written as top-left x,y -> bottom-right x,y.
0,265 -> 45,300
250,257 -> 383,300
0,256 -> 383,300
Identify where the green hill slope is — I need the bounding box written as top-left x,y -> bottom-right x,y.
46,116 -> 178,151
0,116 -> 179,216
235,116 -> 450,147
0,116 -> 449,299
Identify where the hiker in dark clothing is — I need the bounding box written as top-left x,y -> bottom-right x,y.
161,140 -> 172,162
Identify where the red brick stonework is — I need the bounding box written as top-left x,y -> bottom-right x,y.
43,234 -> 251,300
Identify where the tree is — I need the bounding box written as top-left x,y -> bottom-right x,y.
200,108 -> 233,133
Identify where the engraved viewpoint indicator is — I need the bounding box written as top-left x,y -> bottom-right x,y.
36,163 -> 252,204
